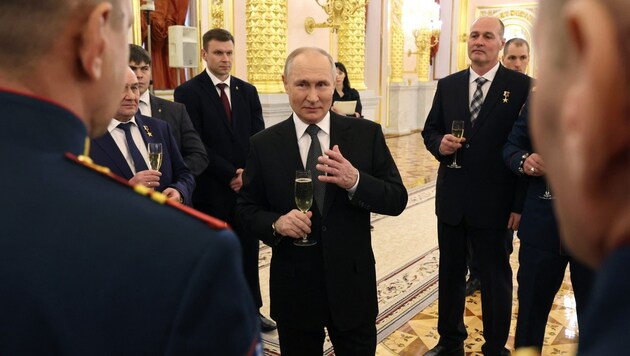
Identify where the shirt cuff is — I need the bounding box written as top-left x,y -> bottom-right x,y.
346,169 -> 360,199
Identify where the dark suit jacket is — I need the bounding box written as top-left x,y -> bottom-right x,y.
0,90 -> 259,355
503,102 -> 563,253
423,65 -> 531,228
149,94 -> 208,177
90,113 -> 195,204
174,72 -> 265,220
237,112 -> 408,331
578,245 -> 630,356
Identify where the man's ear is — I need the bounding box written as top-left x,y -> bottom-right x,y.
561,0 -> 629,196
78,3 -> 113,80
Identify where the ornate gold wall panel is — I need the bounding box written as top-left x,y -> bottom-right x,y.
245,0 -> 287,93
337,1 -> 367,90
389,0 -> 404,83
211,0 -> 225,29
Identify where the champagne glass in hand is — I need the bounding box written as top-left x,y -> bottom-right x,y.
294,170 -> 316,246
147,143 -> 163,171
447,120 -> 465,169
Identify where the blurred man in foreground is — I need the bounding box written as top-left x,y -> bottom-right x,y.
0,0 -> 259,354
532,0 -> 630,354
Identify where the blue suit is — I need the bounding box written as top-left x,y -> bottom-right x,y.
0,90 -> 260,355
503,102 -> 593,350
90,113 -> 195,205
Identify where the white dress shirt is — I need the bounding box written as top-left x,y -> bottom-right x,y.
206,68 -> 232,107
292,112 -> 359,195
138,90 -> 152,117
107,117 -> 150,174
469,62 -> 500,105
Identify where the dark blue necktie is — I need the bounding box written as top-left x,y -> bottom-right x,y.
306,124 -> 325,213
117,122 -> 148,172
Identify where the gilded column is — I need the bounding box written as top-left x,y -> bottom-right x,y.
245,0 -> 287,93
389,0 -> 403,83
415,29 -> 432,81
337,0 -> 367,90
210,0 -> 225,29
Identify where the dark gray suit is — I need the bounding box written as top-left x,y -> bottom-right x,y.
148,94 -> 208,177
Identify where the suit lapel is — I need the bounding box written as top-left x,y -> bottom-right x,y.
200,71 -> 233,133
457,70 -> 472,130
273,116 -> 303,174
149,95 -> 162,119
322,114 -> 351,218
93,133 -> 134,179
470,65 -> 507,138
134,114 -> 152,145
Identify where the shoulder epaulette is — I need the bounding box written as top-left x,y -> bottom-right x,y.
65,152 -> 229,231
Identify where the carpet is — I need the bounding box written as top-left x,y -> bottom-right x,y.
259,181 -> 439,355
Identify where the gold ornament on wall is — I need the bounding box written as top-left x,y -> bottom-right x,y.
211,0 -> 225,29
389,0 -> 404,83
403,0 -> 441,82
304,0 -> 369,34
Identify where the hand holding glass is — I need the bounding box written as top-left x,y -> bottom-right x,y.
294,170 -> 316,246
147,143 -> 163,171
447,121 -> 465,169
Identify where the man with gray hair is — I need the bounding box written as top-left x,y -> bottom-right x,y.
238,47 -> 407,355
0,1 -> 260,354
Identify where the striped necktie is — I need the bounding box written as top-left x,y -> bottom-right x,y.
470,77 -> 488,125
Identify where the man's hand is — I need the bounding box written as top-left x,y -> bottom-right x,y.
439,134 -> 466,156
274,210 -> 313,239
317,145 -> 358,189
163,187 -> 182,202
230,168 -> 244,192
524,153 -> 545,176
129,170 -> 161,189
508,212 -> 521,230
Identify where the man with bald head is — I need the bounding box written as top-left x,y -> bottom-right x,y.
532,0 -> 630,354
238,47 -> 407,355
423,16 -> 531,356
0,0 -> 259,354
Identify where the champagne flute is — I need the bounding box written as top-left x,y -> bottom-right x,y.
447,120 -> 465,169
539,183 -> 554,200
147,143 -> 163,171
293,170 -> 316,247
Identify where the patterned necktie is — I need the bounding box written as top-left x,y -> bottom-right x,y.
305,124 -> 325,213
216,83 -> 232,121
117,122 -> 148,173
470,77 -> 488,125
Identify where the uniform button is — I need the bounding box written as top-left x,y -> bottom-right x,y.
465,144 -> 470,148
322,226 -> 327,232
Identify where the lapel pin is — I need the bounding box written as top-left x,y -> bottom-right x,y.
502,91 -> 510,103
143,125 -> 153,137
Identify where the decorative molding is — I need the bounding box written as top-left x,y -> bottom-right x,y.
389,0 -> 404,83
337,1 -> 368,90
245,0 -> 287,93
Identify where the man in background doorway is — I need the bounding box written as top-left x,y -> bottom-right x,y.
502,38 -> 530,74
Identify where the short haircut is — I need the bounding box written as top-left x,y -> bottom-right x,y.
202,28 -> 234,51
504,38 -> 530,55
284,47 -> 336,80
129,44 -> 151,65
0,0 -> 123,73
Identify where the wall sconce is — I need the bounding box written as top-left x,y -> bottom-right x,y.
402,0 -> 442,81
305,0 -> 368,34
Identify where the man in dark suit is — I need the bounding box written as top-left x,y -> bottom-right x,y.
422,17 -> 531,356
173,28 -> 272,330
91,68 -> 195,205
0,0 -> 259,354
237,47 -> 408,355
129,44 -> 208,177
504,102 -> 593,352
532,0 -> 630,354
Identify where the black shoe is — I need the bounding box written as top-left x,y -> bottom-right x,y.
259,313 -> 277,332
465,277 -> 481,296
424,344 -> 464,356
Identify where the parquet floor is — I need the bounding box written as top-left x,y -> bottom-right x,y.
378,132 -> 579,356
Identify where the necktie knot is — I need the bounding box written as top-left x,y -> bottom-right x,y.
117,122 -> 133,132
306,124 -> 320,138
475,77 -> 488,87
217,83 -> 228,91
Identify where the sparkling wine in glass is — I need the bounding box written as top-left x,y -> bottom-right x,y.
447,120 -> 465,169
147,143 -> 163,171
294,170 -> 316,246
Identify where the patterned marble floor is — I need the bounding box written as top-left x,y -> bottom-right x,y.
378,132 -> 579,356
